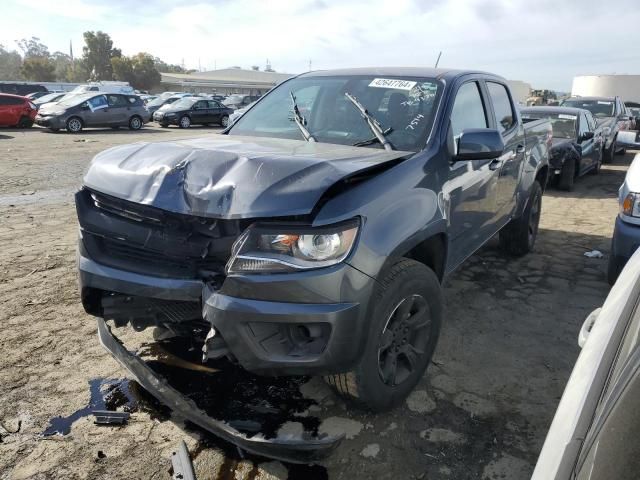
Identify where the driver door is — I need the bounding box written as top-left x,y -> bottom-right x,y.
83,95 -> 110,127
444,80 -> 501,268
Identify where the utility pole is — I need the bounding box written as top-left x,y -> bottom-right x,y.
309,59 -> 312,71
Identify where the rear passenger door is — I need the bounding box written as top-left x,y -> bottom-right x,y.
207,100 -> 222,123
485,81 -> 526,227
106,95 -> 129,125
444,79 -> 501,268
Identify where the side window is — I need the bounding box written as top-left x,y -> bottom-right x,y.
207,100 -> 220,109
88,95 -> 108,110
486,82 -> 515,133
5,97 -> 23,106
194,101 -> 207,110
450,81 -> 488,138
107,95 -> 128,107
586,112 -> 596,131
579,113 -> 590,136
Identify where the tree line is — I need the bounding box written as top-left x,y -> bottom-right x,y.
0,31 -> 191,90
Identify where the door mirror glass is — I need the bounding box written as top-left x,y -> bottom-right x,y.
455,128 -> 505,161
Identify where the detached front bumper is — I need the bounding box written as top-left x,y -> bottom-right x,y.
79,246 -> 373,375
96,317 -> 343,463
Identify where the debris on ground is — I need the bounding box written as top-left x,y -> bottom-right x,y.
360,444 -> 380,458
171,440 -> 197,480
583,250 -> 604,258
93,410 -> 130,426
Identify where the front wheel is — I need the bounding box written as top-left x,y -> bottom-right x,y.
221,115 -> 229,128
66,117 -> 83,133
324,258 -> 442,412
603,140 -> 615,164
179,115 -> 191,128
499,180 -> 542,256
557,157 -> 575,191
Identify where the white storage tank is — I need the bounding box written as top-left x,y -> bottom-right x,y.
571,75 -> 640,103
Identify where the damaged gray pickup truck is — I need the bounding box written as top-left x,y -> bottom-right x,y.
76,68 -> 551,461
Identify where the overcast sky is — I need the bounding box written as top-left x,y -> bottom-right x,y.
2,0 -> 639,90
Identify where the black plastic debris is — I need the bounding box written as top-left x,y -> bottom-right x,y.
93,410 -> 130,426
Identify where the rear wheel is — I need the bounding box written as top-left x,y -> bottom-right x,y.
221,115 -> 229,128
499,180 -> 542,256
66,117 -> 83,133
128,116 -> 143,130
558,157 -> 576,191
17,116 -> 33,128
179,115 -> 191,128
324,258 -> 442,412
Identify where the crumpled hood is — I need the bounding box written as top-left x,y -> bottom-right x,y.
83,135 -> 411,219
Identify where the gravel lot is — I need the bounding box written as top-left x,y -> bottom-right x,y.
0,125 -> 631,479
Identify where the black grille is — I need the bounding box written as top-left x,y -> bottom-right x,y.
77,189 -> 247,279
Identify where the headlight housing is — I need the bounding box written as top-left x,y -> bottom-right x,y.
622,192 -> 640,217
226,219 -> 360,274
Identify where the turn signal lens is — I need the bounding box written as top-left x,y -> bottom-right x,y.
622,193 -> 635,216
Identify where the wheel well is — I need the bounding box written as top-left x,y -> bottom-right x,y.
536,165 -> 549,192
404,233 -> 447,282
67,115 -> 83,125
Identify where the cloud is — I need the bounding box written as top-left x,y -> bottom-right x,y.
2,0 -> 640,90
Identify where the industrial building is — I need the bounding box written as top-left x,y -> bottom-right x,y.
572,75 -> 640,103
157,68 -> 293,96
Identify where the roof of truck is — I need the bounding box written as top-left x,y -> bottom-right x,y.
301,67 -> 499,81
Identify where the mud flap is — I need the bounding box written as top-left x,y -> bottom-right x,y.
96,318 -> 343,463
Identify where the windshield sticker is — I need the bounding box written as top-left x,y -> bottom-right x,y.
597,101 -> 612,105
369,78 -> 417,91
406,113 -> 425,131
558,114 -> 577,120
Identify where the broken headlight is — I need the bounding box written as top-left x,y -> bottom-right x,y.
226,219 -> 360,274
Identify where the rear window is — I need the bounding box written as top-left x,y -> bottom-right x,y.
521,111 -> 577,139
0,96 -> 24,106
562,99 -> 615,117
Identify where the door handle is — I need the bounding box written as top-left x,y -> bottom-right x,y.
516,144 -> 525,154
489,159 -> 503,170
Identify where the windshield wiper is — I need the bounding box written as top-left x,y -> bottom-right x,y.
344,92 -> 394,151
290,91 -> 316,142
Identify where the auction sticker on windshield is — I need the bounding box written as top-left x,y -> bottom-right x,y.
559,114 -> 577,120
598,101 -> 612,105
369,78 -> 417,90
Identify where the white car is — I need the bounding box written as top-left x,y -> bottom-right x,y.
228,101 -> 256,125
533,247 -> 640,479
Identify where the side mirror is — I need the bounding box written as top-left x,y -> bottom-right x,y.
580,131 -> 595,140
455,129 -> 505,161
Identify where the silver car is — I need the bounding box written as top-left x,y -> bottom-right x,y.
533,247 -> 640,479
34,93 -> 151,133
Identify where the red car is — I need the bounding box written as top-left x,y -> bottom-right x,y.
0,94 -> 37,128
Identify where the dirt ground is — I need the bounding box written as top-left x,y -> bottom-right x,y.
0,125 -> 631,480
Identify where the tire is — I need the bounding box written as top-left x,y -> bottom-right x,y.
499,180 -> 542,256
557,157 -> 576,191
603,139 -> 615,164
179,115 -> 191,128
66,117 -> 83,133
590,152 -> 602,175
221,115 -> 229,128
324,258 -> 442,412
128,116 -> 143,130
607,254 -> 626,286
18,117 -> 33,128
